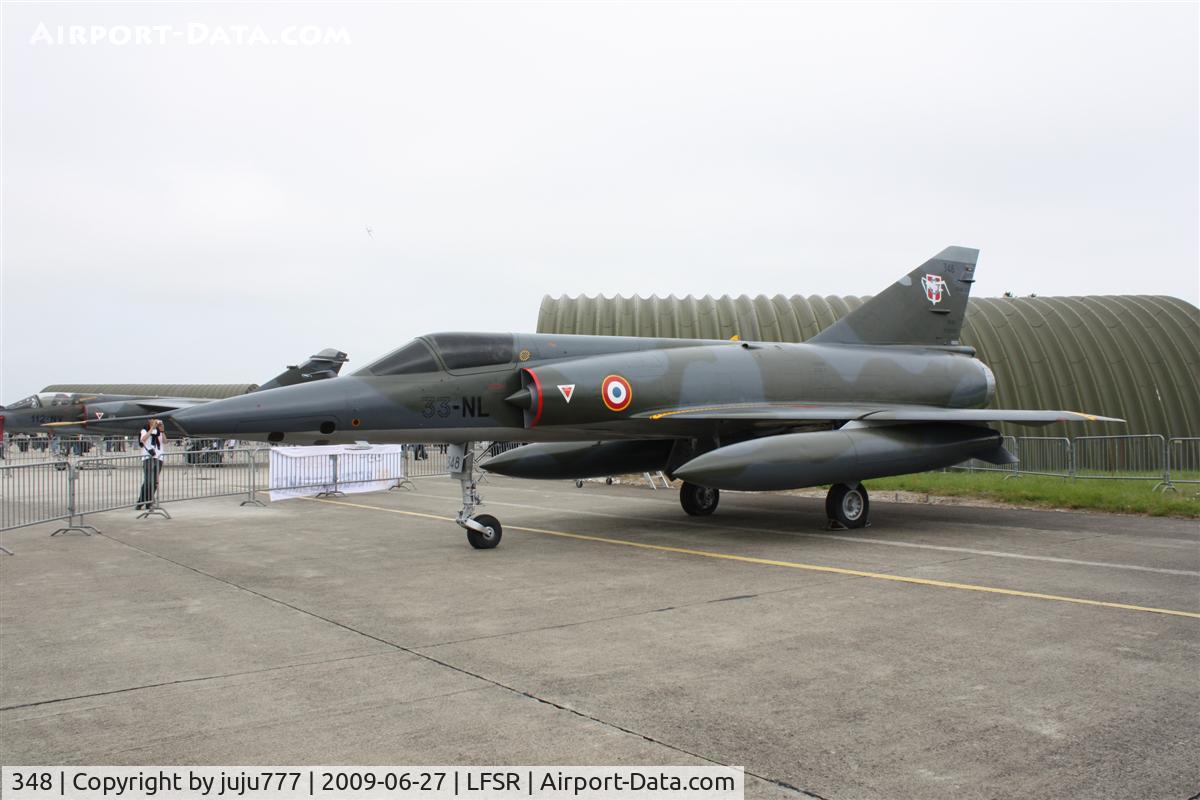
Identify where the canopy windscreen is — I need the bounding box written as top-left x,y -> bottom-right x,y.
355,340 -> 440,376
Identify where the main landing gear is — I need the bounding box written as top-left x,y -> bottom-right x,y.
680,481 -> 720,516
453,443 -> 502,549
825,482 -> 869,529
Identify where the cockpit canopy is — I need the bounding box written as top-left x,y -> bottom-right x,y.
428,333 -> 515,370
6,395 -> 40,409
355,341 -> 440,376
355,334 -> 515,376
4,393 -> 78,409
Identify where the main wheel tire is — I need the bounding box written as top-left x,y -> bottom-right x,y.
827,483 -> 869,529
466,514 -> 502,549
680,481 -> 720,516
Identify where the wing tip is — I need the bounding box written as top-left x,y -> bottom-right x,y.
1069,412 -> 1125,423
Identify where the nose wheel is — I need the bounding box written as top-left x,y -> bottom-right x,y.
452,443 -> 503,549
680,481 -> 720,516
826,482 -> 869,529
465,513 -> 502,549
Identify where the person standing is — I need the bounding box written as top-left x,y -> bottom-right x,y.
135,419 -> 167,510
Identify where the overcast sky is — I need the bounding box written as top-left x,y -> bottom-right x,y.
3,1 -> 1197,401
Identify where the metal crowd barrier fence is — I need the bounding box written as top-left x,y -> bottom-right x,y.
0,435 -> 107,464
1072,434 -> 1167,485
71,448 -> 267,520
4,434 -> 1196,554
0,435 -> 232,465
400,442 -> 510,479
1166,437 -> 1200,487
948,435 -> 1068,477
0,440 -> 468,545
0,460 -> 76,547
1011,436 -> 1073,478
480,442 -> 522,459
952,435 -> 1174,485
0,447 -> 269,547
404,443 -> 452,478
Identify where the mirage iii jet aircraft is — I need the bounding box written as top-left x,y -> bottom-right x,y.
162,247 -> 1118,549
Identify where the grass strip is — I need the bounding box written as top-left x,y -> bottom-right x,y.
864,472 -> 1200,518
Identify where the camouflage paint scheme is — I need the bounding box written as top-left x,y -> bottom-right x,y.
154,246 -> 1120,542
8,349 -> 348,436
166,247 -> 1115,467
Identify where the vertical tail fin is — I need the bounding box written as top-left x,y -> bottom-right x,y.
809,246 -> 978,346
256,348 -> 349,391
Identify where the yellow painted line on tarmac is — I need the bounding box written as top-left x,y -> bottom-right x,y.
303,497 -> 1200,620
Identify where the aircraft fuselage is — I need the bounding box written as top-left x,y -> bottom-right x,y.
169,333 -> 995,446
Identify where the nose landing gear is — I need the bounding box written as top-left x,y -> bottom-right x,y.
452,443 -> 502,549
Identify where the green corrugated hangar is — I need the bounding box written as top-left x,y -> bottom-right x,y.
537,294 -> 1200,439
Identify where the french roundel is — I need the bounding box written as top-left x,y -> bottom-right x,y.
601,374 -> 633,412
